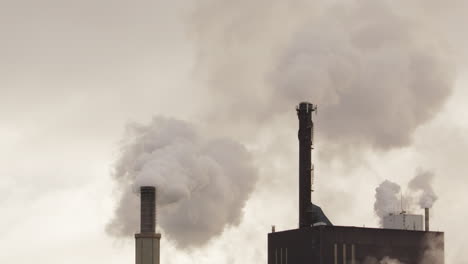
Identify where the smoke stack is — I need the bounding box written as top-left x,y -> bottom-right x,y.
297,102 -> 317,228
425,208 -> 430,232
140,186 -> 156,233
135,186 -> 161,264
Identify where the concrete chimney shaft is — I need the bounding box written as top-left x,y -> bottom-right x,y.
135,186 -> 161,264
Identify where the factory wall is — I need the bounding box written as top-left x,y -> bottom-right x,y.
268,226 -> 444,264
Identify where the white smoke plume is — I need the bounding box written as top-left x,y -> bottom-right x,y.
408,169 -> 438,209
374,180 -> 401,225
106,117 -> 258,248
271,0 -> 454,150
191,0 -> 455,152
374,169 -> 438,225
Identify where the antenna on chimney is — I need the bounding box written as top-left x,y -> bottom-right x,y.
401,193 -> 404,213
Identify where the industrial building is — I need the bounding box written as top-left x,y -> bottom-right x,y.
132,102 -> 444,264
267,102 -> 444,264
268,226 -> 443,264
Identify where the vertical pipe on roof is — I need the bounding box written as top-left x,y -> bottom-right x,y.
425,208 -> 430,231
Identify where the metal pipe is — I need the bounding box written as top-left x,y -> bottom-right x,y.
425,208 -> 429,232
140,186 -> 156,233
136,186 -> 160,264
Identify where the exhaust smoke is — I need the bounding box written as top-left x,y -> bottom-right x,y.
374,180 -> 401,226
106,117 -> 258,248
408,169 -> 438,209
374,169 -> 438,226
192,0 -> 455,153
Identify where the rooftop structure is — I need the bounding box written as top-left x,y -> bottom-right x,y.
267,102 -> 444,264
383,212 -> 423,231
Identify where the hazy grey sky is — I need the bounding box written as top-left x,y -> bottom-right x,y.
1,1 -> 468,263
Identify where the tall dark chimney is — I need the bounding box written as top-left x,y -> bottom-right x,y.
135,186 -> 160,264
297,102 -> 317,229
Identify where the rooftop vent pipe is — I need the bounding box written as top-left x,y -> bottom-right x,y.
425,208 -> 430,232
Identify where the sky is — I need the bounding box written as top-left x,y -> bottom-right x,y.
1,0 -> 468,263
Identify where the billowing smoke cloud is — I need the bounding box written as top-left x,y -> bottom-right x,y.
374,180 -> 401,225
408,169 -> 438,208
374,169 -> 438,225
192,0 -> 455,151
271,0 -> 454,150
106,117 -> 258,248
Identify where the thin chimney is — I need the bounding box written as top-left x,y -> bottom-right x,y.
135,186 -> 161,264
425,208 -> 430,232
140,186 -> 156,233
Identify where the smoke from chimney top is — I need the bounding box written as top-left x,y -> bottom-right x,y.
106,117 -> 258,248
374,168 -> 438,226
374,180 -> 401,226
139,186 -> 156,234
408,169 -> 438,209
191,0 -> 455,154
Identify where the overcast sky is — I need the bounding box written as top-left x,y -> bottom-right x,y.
1,1 -> 468,263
